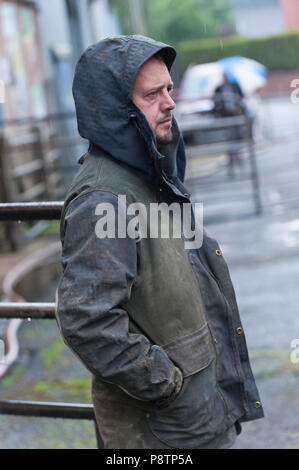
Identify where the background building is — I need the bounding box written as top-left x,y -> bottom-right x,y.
280,0 -> 299,32
0,0 -> 48,120
229,0 -> 285,38
0,0 -> 120,121
229,0 -> 299,38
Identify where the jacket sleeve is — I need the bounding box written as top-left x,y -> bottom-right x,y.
56,190 -> 183,407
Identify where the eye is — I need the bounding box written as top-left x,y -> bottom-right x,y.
147,91 -> 158,98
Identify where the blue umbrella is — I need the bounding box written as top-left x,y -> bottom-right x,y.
218,56 -> 268,94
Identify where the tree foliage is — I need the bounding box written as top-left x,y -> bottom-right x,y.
111,0 -> 235,45
179,32 -> 299,71
145,0 -> 234,44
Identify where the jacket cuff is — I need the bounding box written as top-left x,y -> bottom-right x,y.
154,367 -> 183,409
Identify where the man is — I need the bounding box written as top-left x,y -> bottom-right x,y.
213,72 -> 245,118
56,35 -> 263,449
213,72 -> 249,178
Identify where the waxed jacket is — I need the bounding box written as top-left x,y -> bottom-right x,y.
56,35 -> 263,449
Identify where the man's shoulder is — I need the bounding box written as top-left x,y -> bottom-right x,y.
66,152 -> 128,195
63,152 -> 154,215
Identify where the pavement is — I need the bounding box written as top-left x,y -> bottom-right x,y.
0,95 -> 299,449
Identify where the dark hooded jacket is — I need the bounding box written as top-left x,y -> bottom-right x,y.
56,35 -> 263,449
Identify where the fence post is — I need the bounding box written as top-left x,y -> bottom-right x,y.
0,133 -> 18,251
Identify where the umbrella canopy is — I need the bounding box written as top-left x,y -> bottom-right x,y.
179,56 -> 267,100
179,62 -> 223,99
218,56 -> 268,95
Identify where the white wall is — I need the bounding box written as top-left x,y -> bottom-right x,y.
37,0 -> 72,75
233,5 -> 286,38
88,0 -> 121,42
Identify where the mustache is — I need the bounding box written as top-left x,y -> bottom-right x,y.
157,114 -> 172,125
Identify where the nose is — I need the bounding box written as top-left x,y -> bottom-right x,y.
161,90 -> 176,112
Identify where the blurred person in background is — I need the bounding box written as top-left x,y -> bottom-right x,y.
213,72 -> 248,175
213,72 -> 245,118
55,35 -> 263,449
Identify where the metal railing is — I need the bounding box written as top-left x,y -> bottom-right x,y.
0,302 -> 56,319
180,114 -> 262,221
0,111 -> 86,252
0,202 -> 64,221
0,203 -> 104,449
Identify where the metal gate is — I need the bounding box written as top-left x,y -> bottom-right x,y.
0,202 -> 103,449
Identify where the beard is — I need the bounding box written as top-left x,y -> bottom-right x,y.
156,130 -> 173,146
155,120 -> 173,146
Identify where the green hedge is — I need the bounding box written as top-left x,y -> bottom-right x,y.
178,32 -> 299,73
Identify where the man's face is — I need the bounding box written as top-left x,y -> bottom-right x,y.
133,57 -> 176,145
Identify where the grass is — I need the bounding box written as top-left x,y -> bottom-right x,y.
249,349 -> 299,379
33,377 -> 92,402
26,420 -> 97,449
41,338 -> 65,369
1,364 -> 27,388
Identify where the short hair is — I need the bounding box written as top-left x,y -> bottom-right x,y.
152,51 -> 166,64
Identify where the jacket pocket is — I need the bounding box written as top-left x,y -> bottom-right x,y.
147,323 -> 227,449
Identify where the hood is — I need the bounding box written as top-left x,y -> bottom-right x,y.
72,35 -> 186,182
